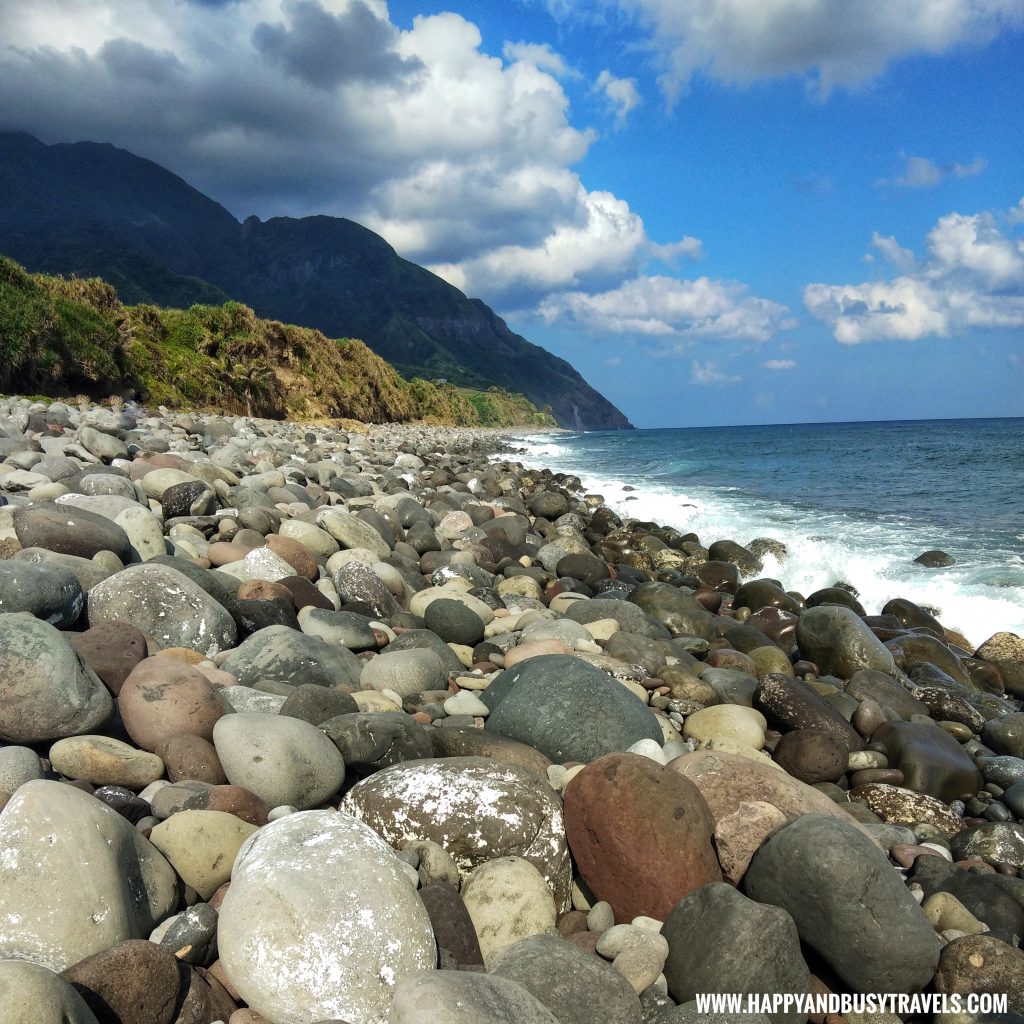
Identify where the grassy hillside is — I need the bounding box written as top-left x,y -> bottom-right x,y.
0,256 -> 556,427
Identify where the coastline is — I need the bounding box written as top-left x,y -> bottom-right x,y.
0,395 -> 1022,1021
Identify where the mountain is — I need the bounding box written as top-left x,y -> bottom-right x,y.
0,132 -> 632,429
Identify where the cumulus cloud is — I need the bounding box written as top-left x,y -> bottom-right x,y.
867,232 -> 917,272
877,153 -> 987,189
539,274 -> 795,344
805,199 -> 1024,342
605,0 -> 1023,99
763,359 -> 796,370
593,69 -> 641,127
690,359 -> 740,385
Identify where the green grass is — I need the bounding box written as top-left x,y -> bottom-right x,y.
0,255 -> 556,427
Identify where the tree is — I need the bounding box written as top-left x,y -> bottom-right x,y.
226,358 -> 278,417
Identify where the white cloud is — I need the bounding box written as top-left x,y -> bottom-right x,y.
868,232 -> 916,272
690,359 -> 740,385
502,40 -> 575,77
877,153 -> 987,188
594,69 -> 642,127
605,0 -> 1024,99
763,359 -> 796,370
650,236 -> 704,262
540,274 -> 795,343
805,198 -> 1024,343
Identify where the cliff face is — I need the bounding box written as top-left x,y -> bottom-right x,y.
0,132 -> 633,430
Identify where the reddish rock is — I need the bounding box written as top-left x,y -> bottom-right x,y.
61,938 -> 182,1024
557,910 -> 589,936
72,621 -> 149,696
119,658 -> 225,753
565,931 -> 601,956
207,541 -> 252,567
265,534 -> 318,581
236,579 -> 294,604
205,784 -> 269,826
564,752 -> 722,923
176,965 -> 238,1024
278,575 -> 333,611
705,648 -> 756,674
156,733 -> 228,785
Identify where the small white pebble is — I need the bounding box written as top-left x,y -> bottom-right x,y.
627,739 -> 667,765
268,804 -> 298,821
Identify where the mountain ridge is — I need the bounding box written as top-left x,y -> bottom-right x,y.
0,131 -> 632,430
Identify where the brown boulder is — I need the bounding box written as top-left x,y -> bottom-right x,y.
235,580 -> 294,604
934,935 -> 1024,1015
62,938 -> 181,1024
155,734 -> 228,785
72,621 -> 149,696
175,966 -> 237,1024
772,728 -> 848,784
975,632 -> 1024,698
205,784 -> 269,827
119,658 -> 225,753
265,534 -> 318,581
564,752 -> 722,923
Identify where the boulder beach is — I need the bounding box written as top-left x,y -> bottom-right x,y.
0,396 -> 1022,1024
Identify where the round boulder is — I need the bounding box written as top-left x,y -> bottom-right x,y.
483,654 -> 663,764
218,810 -> 435,1024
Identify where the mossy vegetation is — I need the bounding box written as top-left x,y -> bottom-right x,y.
0,256 -> 556,427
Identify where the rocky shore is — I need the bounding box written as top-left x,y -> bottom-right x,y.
0,396 -> 1022,1024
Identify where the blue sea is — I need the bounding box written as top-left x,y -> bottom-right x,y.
506,418 -> 1024,649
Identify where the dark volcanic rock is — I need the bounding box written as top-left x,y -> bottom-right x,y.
754,673 -> 863,754
0,560 -> 83,628
13,502 -> 132,563
484,654 -> 663,764
743,814 -> 941,994
662,883 -> 811,1024
872,720 -> 981,802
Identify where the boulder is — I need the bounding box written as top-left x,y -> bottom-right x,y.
0,560 -> 84,628
563,753 -> 722,923
743,814 -> 941,993
218,811 -> 435,1024
796,605 -> 897,679
390,971 -> 560,1024
219,624 -> 363,689
0,960 -> 100,1024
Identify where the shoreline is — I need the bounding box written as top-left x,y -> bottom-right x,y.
0,395 -> 1022,1021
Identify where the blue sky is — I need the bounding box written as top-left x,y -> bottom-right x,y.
1,0 -> 1022,427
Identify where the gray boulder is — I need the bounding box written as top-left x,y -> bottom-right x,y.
220,624 -> 363,689
796,606 -> 897,679
390,971 -> 560,1024
0,960 -> 101,1024
484,654 -> 663,764
0,560 -> 83,627
0,614 -> 112,743
743,814 -> 941,993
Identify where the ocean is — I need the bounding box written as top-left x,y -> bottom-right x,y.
505,417 -> 1024,649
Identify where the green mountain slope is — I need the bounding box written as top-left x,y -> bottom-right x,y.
0,132 -> 631,429
0,256 -> 556,428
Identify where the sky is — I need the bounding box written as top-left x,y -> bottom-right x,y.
1,0 -> 1023,427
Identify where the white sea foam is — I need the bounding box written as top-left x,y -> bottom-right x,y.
504,438 -> 1024,649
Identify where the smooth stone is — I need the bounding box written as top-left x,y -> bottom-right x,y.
360,648 -> 447,698
629,582 -> 715,641
491,932 -> 641,1024
683,705 -> 766,751
0,960 -> 101,1024
933,934 -> 1024,1014
71,621 -> 148,695
712,800 -> 789,884
982,713 -> 1024,759
59,938 -> 183,1024
772,728 -> 848,784
428,724 -> 552,779
417,881 -> 484,966
424,598 -> 486,646
484,654 -> 663,764
0,744 -> 44,793
279,683 -> 359,726
49,735 -> 164,788
872,720 -> 981,802
149,809 -> 259,899
951,822 -> 1024,867
156,732 -> 227,784
141,467 -> 198,499
13,546 -> 113,593
444,690 -> 490,717
113,505 -> 167,561
743,813 -> 942,993
88,564 -> 237,656
218,811 -> 435,1024
79,425 -> 129,462
158,901 -> 219,965
0,780 -> 177,971
462,856 -> 557,966
661,883 -> 811,1024
755,673 -> 863,754
846,669 -> 928,720
219,625 -> 363,689
389,971 -> 560,1024
119,657 -> 225,753
796,605 -> 897,678
0,613 -> 112,743
563,753 -> 722,923
341,756 -> 570,908
13,502 -> 132,562
297,606 -> 379,650
319,508 -> 392,558
0,560 -> 84,627
321,711 -> 433,775
213,713 -> 346,810
975,632 -> 1024,698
